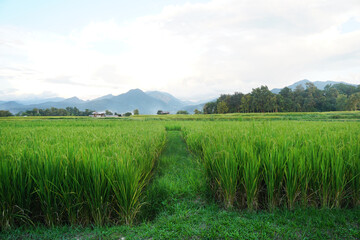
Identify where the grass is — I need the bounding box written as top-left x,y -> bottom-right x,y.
1,129 -> 359,239
130,111 -> 360,122
184,121 -> 360,210
140,130 -> 206,220
0,120 -> 166,229
1,114 -> 360,238
2,111 -> 360,122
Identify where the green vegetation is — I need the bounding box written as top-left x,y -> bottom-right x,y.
184,121 -> 360,210
0,120 -> 166,229
0,110 -> 13,117
1,114 -> 360,239
15,107 -> 94,116
2,207 -> 359,239
105,110 -> 113,115
141,130 -> 205,220
176,110 -> 189,114
204,83 -> 360,114
132,111 -> 360,121
193,108 -> 202,114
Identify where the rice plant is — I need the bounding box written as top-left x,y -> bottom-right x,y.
0,120 -> 166,229
183,121 -> 360,210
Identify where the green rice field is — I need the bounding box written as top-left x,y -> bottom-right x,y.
0,120 -> 166,228
183,121 -> 360,210
1,113 -> 360,239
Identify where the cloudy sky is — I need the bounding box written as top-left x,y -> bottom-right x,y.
1,0 -> 360,101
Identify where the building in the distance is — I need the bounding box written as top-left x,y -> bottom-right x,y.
89,112 -> 105,117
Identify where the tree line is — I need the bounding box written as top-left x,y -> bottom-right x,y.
203,83 -> 360,114
15,107 -> 95,116
0,110 -> 13,117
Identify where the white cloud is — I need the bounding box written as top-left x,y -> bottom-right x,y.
0,0 -> 360,101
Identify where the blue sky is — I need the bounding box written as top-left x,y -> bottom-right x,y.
0,0 -> 208,33
0,0 -> 359,101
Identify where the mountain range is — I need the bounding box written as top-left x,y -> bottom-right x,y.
0,89 -> 208,115
1,80 -> 358,114
270,79 -> 357,94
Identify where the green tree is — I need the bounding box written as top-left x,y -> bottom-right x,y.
279,87 -> 295,112
176,110 -> 189,114
336,94 -> 348,111
240,94 -> 252,113
200,82 -> 359,114
230,92 -> 244,112
251,86 -> 273,112
194,109 -> 202,114
105,110 -> 113,115
217,101 -> 229,114
0,110 -> 13,117
124,112 -> 132,116
323,85 -> 339,111
203,102 -> 217,114
303,82 -> 323,111
333,83 -> 357,97
293,85 -> 305,111
348,93 -> 360,111
83,109 -> 94,116
269,95 -> 279,112
133,109 -> 139,115
57,108 -> 68,116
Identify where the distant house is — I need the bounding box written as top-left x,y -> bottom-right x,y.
157,110 -> 170,115
90,112 -> 105,117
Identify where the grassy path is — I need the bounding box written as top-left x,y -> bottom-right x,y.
141,130 -> 207,221
1,130 -> 359,239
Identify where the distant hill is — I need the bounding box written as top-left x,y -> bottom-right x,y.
181,103 -> 205,113
146,91 -> 185,108
80,89 -> 168,114
92,94 -> 114,101
61,96 -> 85,105
15,97 -> 66,105
0,101 -> 24,110
0,89 -> 208,115
12,97 -> 87,112
271,79 -> 357,94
